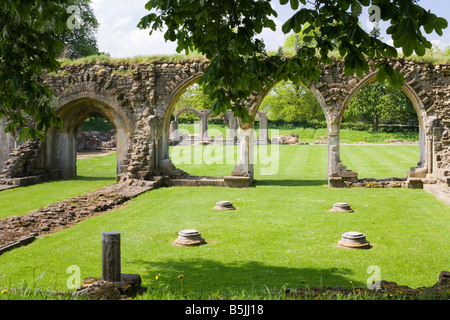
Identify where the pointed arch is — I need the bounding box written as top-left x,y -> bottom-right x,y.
340,71 -> 428,170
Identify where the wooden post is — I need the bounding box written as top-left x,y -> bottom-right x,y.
102,231 -> 121,282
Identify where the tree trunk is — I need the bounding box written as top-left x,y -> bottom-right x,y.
373,110 -> 379,132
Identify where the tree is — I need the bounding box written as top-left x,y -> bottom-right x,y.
344,81 -> 416,131
283,20 -> 344,53
174,83 -> 215,112
260,81 -> 324,122
57,0 -> 100,60
0,1 -> 71,140
139,0 -> 447,123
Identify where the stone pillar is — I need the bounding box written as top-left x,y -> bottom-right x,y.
149,115 -> 163,175
102,231 -> 121,282
226,110 -> 238,144
328,123 -> 341,176
258,112 -> 268,145
169,120 -> 179,141
327,122 -> 358,187
231,126 -> 254,179
47,127 -> 76,179
0,117 -> 18,171
432,127 -> 445,178
199,110 -> 209,141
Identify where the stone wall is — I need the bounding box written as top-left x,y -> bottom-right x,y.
0,118 -> 18,172
248,58 -> 450,187
77,129 -> 116,151
0,57 -> 449,191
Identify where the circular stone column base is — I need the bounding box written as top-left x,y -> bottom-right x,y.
337,231 -> 371,249
330,202 -> 354,212
172,229 -> 206,247
213,201 -> 236,210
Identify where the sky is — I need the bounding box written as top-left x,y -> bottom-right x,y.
90,0 -> 450,58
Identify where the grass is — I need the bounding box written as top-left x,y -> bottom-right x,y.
58,50 -> 450,69
57,53 -> 208,68
340,144 -> 420,179
0,144 -> 449,300
0,153 -> 116,219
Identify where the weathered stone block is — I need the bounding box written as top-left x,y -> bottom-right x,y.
224,176 -> 251,188
407,178 -> 424,189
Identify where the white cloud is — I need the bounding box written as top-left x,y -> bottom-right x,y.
113,16 -> 133,29
90,1 -> 450,58
258,17 -> 288,51
91,0 -> 292,57
114,29 -> 178,57
431,39 -> 450,50
91,0 -> 177,57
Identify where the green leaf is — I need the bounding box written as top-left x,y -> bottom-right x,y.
402,38 -> 414,56
385,46 -> 398,58
376,65 -> 386,83
281,19 -> 292,34
414,41 -> 426,56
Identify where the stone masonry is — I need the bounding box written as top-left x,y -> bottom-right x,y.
0,57 -> 449,194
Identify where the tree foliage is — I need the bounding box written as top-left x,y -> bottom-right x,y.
261,81 -> 324,122
0,0 -> 71,140
139,0 -> 447,123
174,84 -> 215,112
58,0 -> 100,60
345,81 -> 416,131
81,114 -> 114,132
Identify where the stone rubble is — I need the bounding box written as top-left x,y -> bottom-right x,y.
277,271 -> 450,300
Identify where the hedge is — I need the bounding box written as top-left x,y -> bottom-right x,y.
175,117 -> 418,133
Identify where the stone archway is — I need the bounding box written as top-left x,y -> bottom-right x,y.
46,89 -> 133,179
161,74 -> 203,161
229,80 -> 330,183
1,57 -> 448,192
337,71 -> 428,182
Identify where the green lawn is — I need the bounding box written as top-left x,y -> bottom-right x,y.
178,123 -> 419,143
170,144 -> 419,180
0,153 -> 116,219
0,144 -> 449,299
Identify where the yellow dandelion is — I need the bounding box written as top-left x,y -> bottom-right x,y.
155,275 -> 159,280
178,274 -> 184,279
1,289 -> 7,294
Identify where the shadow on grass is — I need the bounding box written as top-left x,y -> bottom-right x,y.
254,179 -> 328,187
129,258 -> 362,293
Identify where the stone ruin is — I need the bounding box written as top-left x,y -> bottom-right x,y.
0,57 -> 448,203
77,129 -> 116,151
169,108 -> 269,146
